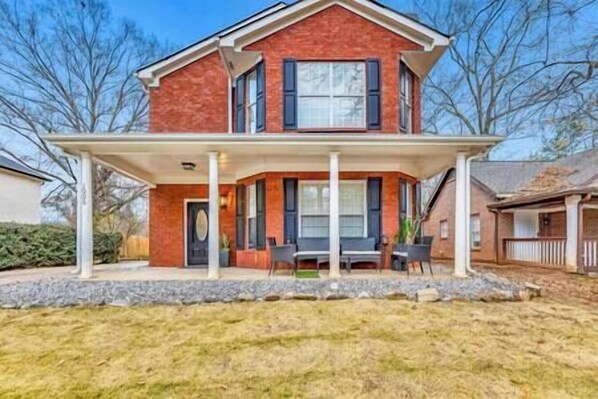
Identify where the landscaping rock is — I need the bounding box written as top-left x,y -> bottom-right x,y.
324,293 -> 349,300
357,291 -> 372,300
525,283 -> 542,298
384,292 -> 408,300
416,288 -> 440,303
517,290 -> 531,302
264,293 -> 281,302
293,293 -> 318,301
108,299 -> 130,307
0,271 -> 523,308
237,293 -> 255,302
481,289 -> 514,302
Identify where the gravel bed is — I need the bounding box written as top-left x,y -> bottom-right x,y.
0,272 -> 524,308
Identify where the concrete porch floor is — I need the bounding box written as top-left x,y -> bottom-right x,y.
0,261 -> 454,285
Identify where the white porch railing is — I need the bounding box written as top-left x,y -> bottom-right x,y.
583,238 -> 598,271
503,238 -> 567,266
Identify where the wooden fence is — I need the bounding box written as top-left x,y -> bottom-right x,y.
121,235 -> 149,260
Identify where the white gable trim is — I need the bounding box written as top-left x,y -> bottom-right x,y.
137,2 -> 287,87
220,0 -> 450,51
137,0 -> 450,88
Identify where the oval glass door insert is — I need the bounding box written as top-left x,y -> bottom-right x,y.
196,209 -> 208,241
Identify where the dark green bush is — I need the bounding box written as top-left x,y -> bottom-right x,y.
0,223 -> 123,270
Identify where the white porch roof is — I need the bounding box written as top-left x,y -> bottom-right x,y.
45,133 -> 502,187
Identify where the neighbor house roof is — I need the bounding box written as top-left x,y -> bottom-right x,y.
423,160 -> 552,216
0,155 -> 50,182
136,0 -> 451,87
489,148 -> 598,209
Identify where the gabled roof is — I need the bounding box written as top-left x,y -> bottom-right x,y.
423,160 -> 553,216
137,0 -> 451,87
0,155 -> 50,182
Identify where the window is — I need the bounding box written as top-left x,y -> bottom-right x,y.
297,62 -> 366,129
405,183 -> 413,218
246,70 -> 258,134
470,214 -> 481,249
400,62 -> 413,134
247,184 -> 257,247
440,220 -> 448,240
298,181 -> 366,238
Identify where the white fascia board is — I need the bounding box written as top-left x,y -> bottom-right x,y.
45,133 -> 503,147
137,2 -> 287,87
221,0 -> 449,52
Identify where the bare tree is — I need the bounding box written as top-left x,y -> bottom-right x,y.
415,0 -> 597,140
0,0 -> 164,226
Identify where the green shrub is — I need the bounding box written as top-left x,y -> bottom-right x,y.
0,223 -> 122,270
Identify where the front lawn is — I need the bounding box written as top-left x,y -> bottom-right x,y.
1,300 -> 598,398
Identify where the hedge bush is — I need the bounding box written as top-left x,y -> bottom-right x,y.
0,223 -> 123,270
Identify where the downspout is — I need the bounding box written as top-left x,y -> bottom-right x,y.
217,38 -> 234,134
465,149 -> 490,274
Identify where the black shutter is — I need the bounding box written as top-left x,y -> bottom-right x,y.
283,178 -> 298,244
256,61 -> 266,132
399,178 -> 408,220
367,177 -> 382,245
235,185 -> 246,250
282,59 -> 297,129
256,179 -> 266,250
235,75 -> 245,133
366,59 -> 381,130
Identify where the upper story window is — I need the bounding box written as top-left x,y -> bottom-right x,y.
246,70 -> 258,134
297,62 -> 366,129
400,62 -> 414,134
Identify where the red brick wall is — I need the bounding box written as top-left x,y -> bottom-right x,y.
423,177 -> 499,263
150,172 -> 415,269
148,5 -> 422,134
149,52 -> 229,133
149,184 -> 236,267
538,208 -> 598,237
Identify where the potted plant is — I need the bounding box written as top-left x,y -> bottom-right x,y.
392,215 -> 423,271
219,233 -> 231,267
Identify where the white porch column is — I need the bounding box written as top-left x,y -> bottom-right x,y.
80,152 -> 94,279
565,195 -> 582,273
329,152 -> 341,278
208,152 -> 220,279
73,157 -> 83,274
453,152 -> 468,277
465,157 -> 471,271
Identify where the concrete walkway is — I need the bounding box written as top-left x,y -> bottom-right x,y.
0,262 -> 454,284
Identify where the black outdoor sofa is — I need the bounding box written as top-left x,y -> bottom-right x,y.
267,236 -> 383,275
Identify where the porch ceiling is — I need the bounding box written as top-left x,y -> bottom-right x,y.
45,133 -> 502,186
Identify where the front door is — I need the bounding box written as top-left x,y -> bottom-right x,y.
187,202 -> 209,266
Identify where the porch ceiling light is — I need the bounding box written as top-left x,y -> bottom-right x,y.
181,162 -> 196,171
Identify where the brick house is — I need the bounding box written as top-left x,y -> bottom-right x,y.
47,0 -> 500,279
423,149 -> 598,274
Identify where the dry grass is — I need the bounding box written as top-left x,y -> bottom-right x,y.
1,300 -> 598,398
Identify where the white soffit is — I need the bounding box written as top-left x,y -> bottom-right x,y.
46,134 -> 501,185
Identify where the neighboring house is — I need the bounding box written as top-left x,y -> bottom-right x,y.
47,0 -> 500,279
0,155 -> 49,224
423,149 -> 598,273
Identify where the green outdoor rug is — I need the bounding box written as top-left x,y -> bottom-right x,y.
295,270 -> 320,279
